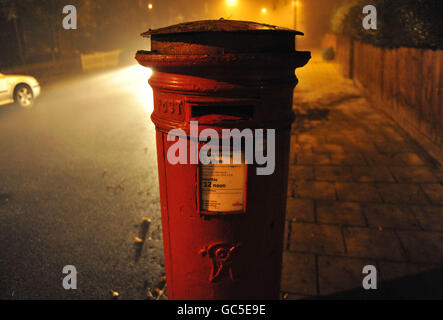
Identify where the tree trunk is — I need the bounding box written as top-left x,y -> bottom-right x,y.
12,18 -> 25,65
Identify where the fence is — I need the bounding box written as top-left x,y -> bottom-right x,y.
80,50 -> 121,71
3,58 -> 82,84
2,50 -> 123,84
326,34 -> 443,163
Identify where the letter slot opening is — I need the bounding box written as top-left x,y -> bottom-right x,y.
191,105 -> 254,121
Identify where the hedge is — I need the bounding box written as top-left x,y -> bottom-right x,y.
331,0 -> 443,50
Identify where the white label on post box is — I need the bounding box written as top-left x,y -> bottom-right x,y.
199,162 -> 245,213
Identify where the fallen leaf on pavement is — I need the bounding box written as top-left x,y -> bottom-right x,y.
110,290 -> 119,298
134,237 -> 143,243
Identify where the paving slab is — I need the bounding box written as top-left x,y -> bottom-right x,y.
421,184 -> 443,205
335,183 -> 381,202
343,227 -> 405,261
315,166 -> 353,182
286,198 -> 315,223
377,183 -> 429,204
317,201 -> 366,226
280,252 -> 317,296
351,166 -> 395,183
390,167 -> 438,183
293,181 -> 336,200
363,204 -> 420,230
396,231 -> 443,264
289,223 -> 345,255
409,206 -> 443,232
289,166 -> 314,180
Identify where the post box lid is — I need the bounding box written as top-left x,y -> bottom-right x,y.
136,19 -> 310,70
141,19 -> 304,36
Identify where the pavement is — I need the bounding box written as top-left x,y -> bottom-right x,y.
281,53 -> 443,299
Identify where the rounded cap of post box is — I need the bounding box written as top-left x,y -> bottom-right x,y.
141,19 -> 304,36
136,19 -> 310,69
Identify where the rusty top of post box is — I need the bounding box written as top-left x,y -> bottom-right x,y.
141,19 -> 304,36
136,19 -> 310,70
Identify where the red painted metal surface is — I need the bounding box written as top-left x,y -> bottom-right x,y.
136,19 -> 310,300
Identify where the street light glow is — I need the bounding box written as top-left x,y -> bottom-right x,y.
148,3 -> 153,10
226,0 -> 238,7
261,8 -> 267,14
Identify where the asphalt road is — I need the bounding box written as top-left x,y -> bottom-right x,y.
0,65 -> 165,299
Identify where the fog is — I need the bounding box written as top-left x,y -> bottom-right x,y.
147,0 -> 296,29
137,0 -> 341,52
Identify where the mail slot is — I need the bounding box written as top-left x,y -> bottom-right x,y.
191,105 -> 254,120
136,19 -> 310,300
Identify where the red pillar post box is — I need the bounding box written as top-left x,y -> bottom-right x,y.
136,19 -> 310,300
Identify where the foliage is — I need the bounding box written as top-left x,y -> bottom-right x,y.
322,47 -> 335,60
330,0 -> 359,35
0,0 -> 145,66
321,48 -> 335,61
331,0 -> 443,50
